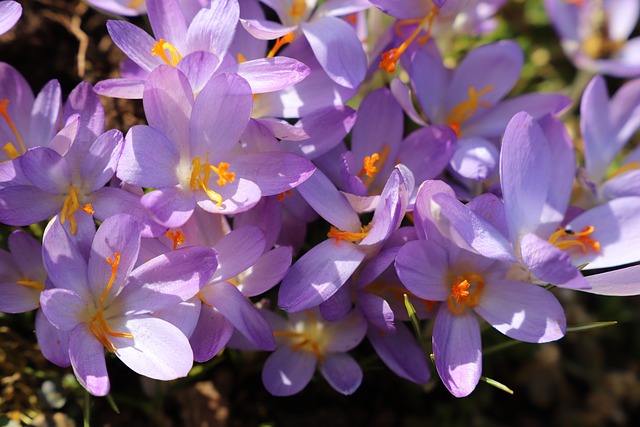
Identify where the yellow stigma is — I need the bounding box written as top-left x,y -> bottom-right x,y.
151,39 -> 183,66
357,145 -> 391,188
126,0 -> 145,8
379,7 -> 439,73
327,223 -> 372,245
548,225 -> 600,254
189,156 -> 235,207
446,85 -> 494,137
0,99 -> 26,159
59,186 -> 94,235
166,230 -> 186,250
267,32 -> 295,58
447,273 -> 484,315
89,253 -> 134,353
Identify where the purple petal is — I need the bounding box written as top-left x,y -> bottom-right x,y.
279,239 -> 366,312
520,233 -> 589,289
20,147 -> 70,194
390,77 -> 427,126
122,246 -> 218,312
235,57 -> 310,93
581,75 -> 615,181
118,125 -> 180,188
143,66 -> 193,151
301,16 -> 366,89
395,240 -> 450,301
0,186 -> 62,225
583,264 -> 640,296
69,324 -> 110,396
8,230 -> 45,281
262,347 -> 316,396
190,306 -> 234,362
432,306 -> 482,398
0,282 -> 40,313
39,288 -> 86,331
323,308 -> 367,352
196,177 -> 262,215
107,20 -> 161,73
190,73 -> 252,158
367,322 -> 431,384
187,0 -> 240,58
500,112 -> 551,241
475,279 -> 566,342
147,0 -> 187,50
82,129 -> 123,191
203,281 -> 276,350
211,226 -> 266,282
31,79 -> 62,146
141,187 -> 196,228
319,352 -> 362,395
176,51 -> 220,94
232,152 -> 316,196
240,18 -> 297,40
93,78 -> 145,99
36,310 -> 71,367
238,246 -> 292,297
110,315 -> 193,380
449,137 -> 499,181
0,1 -> 21,35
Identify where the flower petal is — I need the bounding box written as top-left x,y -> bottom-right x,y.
69,324 -> 110,396
262,347 -> 316,396
319,352 -> 362,395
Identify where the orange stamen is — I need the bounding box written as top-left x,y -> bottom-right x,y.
151,39 -> 183,66
607,161 -> 640,179
267,32 -> 295,58
189,156 -> 227,206
16,277 -> 45,292
446,85 -> 494,137
60,187 -> 93,235
548,225 -> 600,253
327,224 -> 372,244
277,189 -> 293,201
289,0 -> 306,18
447,273 -> 484,314
0,99 -> 26,156
379,7 -> 439,73
89,253 -> 134,353
166,230 -> 186,250
126,0 -> 145,8
197,291 -> 213,307
210,162 -> 235,187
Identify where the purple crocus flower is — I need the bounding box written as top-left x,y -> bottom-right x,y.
96,0 -> 309,99
117,66 -> 315,227
278,165 -> 414,312
577,75 -> 640,204
241,0 -> 370,88
39,214 -> 218,396
394,40 -> 571,181
395,182 -> 566,397
0,1 -> 21,36
545,0 -> 640,77
261,307 -> 367,396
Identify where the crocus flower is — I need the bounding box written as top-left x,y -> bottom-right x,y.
39,214 -> 218,396
261,307 -> 367,396
545,0 -> 640,77
117,66 -> 315,227
241,0 -> 370,88
395,181 -> 566,397
0,1 -> 21,36
96,0 -> 309,99
278,165 -> 414,312
394,40 -> 571,181
577,75 -> 640,205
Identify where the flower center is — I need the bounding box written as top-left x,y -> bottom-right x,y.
446,85 -> 494,137
379,7 -> 440,73
327,223 -> 372,245
447,273 -> 484,314
189,156 -> 235,207
548,225 -> 600,253
166,230 -> 185,250
89,253 -> 134,353
289,0 -> 306,19
0,99 -> 26,161
151,39 -> 183,66
273,311 -> 326,361
60,186 -> 94,235
357,145 -> 391,187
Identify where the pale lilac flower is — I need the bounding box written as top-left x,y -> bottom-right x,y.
241,0 -> 370,88
261,308 -> 367,396
39,214 -> 218,396
545,0 -> 640,77
0,1 -> 21,36
394,41 -> 571,181
395,182 -> 566,397
117,66 -> 315,227
96,0 -> 309,99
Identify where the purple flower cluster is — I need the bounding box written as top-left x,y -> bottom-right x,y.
2,0 -> 640,401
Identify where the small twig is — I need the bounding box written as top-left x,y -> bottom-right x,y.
41,3 -> 89,78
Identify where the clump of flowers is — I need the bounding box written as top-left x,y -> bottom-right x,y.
2,1 -> 640,423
